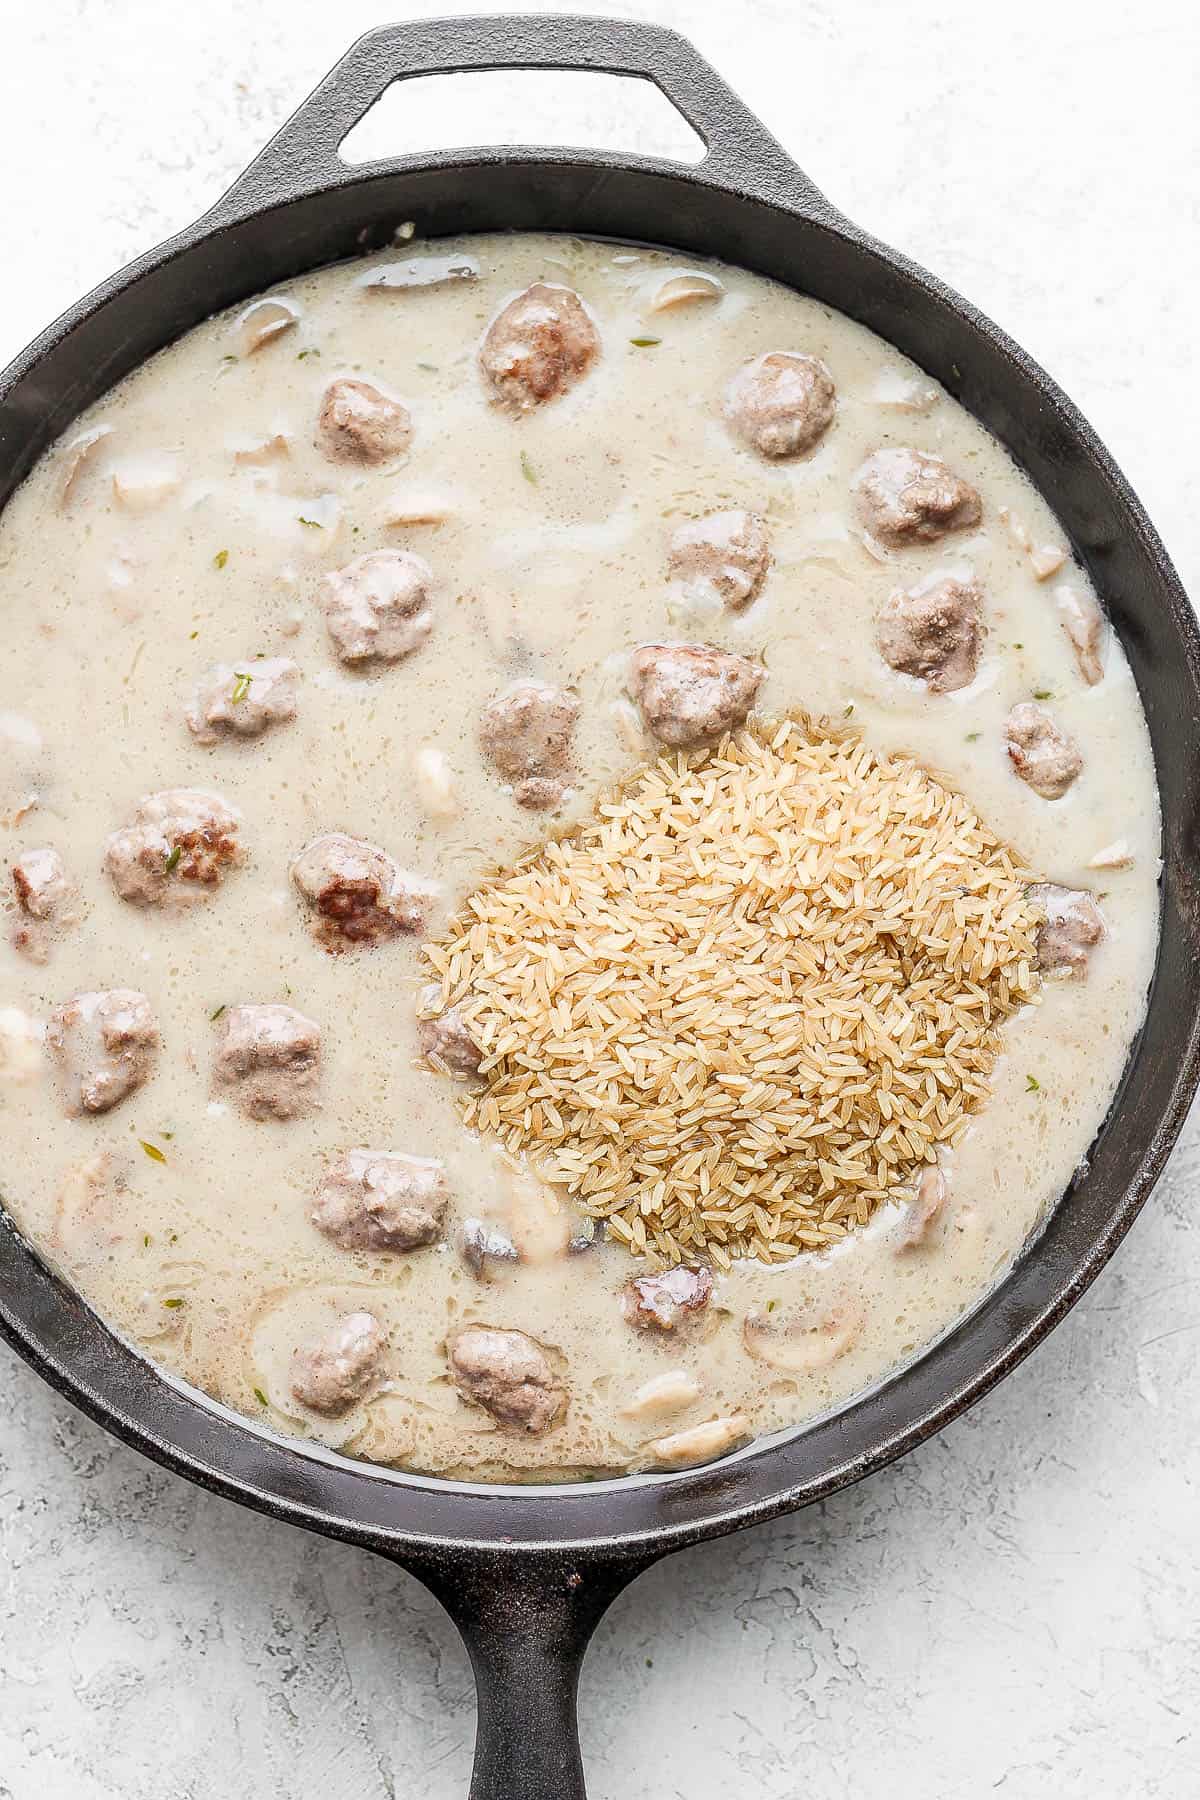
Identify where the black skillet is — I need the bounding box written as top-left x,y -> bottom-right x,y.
1,17 -> 1198,1798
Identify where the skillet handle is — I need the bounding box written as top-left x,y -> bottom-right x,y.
391,1546 -> 650,1799
212,14 -> 830,218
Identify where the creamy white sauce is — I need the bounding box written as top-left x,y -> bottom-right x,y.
0,233 -> 1159,1479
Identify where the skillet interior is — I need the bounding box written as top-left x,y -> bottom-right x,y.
1,17 -> 1197,1797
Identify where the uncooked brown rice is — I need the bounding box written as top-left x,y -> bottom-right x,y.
422,717 -> 1042,1265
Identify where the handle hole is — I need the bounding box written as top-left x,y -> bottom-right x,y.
338,70 -> 707,167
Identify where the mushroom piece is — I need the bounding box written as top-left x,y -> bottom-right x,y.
289,1311 -> 385,1416
0,1006 -> 44,1085
898,1164 -> 948,1250
104,788 -> 243,905
212,1003 -> 321,1120
418,1007 -> 483,1079
630,642 -> 764,747
620,1370 -> 703,1422
502,1159 -> 571,1264
649,271 -> 724,312
185,658 -> 300,746
648,1414 -> 749,1469
447,1326 -> 567,1434
853,447 -> 982,547
1005,703 -> 1083,800
724,351 -> 836,460
1088,839 -> 1133,871
47,989 -> 159,1116
311,1149 -> 448,1252
111,454 -> 181,512
1056,584 -> 1107,686
742,1299 -> 863,1372
875,576 -> 984,694
12,846 -> 71,920
52,1152 -> 124,1256
478,680 -> 579,810
1030,544 -> 1067,581
291,832 -> 434,951
457,1217 -> 520,1279
316,378 -> 413,466
479,282 -> 600,412
667,509 -> 770,613
622,1265 -> 713,1332
57,423 -> 115,511
322,550 -> 434,665
231,297 -> 300,357
233,433 -> 291,467
412,745 -> 460,821
357,255 -> 479,292
1027,883 -> 1105,978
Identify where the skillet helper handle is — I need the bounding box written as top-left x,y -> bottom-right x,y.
396,1548 -> 645,1800
212,13 -> 829,217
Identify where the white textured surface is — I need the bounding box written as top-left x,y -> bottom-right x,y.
1,2 -> 1198,1794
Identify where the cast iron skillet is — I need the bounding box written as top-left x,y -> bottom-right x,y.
1,16 -> 1198,1797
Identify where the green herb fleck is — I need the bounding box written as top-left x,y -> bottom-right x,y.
1013,642 -> 1024,650
163,844 -> 182,874
169,1231 -> 179,1244
161,1130 -> 174,1141
417,360 -> 438,372
296,348 -> 321,360
143,1233 -> 152,1248
189,629 -> 199,640
520,451 -> 537,486
629,336 -> 662,348
163,1296 -> 184,1309
965,732 -> 981,742
253,1386 -> 269,1408
843,702 -> 855,718
139,1139 -> 166,1164
213,549 -> 229,570
1026,1074 -> 1041,1093
220,354 -> 237,366
298,516 -> 322,529
1033,689 -> 1053,701
766,1298 -> 778,1313
645,1657 -> 654,1668
210,1004 -> 226,1022
230,670 -> 252,704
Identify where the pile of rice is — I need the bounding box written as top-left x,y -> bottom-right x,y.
423,717 -> 1042,1265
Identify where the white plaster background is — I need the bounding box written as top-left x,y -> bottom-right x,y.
0,1 -> 1197,1794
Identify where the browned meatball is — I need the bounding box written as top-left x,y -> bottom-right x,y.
213,1004 -> 321,1120
291,833 -> 434,952
316,378 -> 412,465
478,680 -> 579,810
876,577 -> 984,693
630,643 -> 764,748
1005,703 -> 1083,799
854,447 -> 982,546
622,1265 -> 713,1332
186,658 -> 299,745
419,1008 -> 483,1079
724,352 -> 836,459
448,1326 -> 566,1433
479,282 -> 599,412
290,1311 -> 386,1416
105,789 -> 242,906
1028,883 -> 1105,977
48,989 -> 159,1115
12,846 -> 70,918
322,551 -> 434,665
668,509 -> 770,612
311,1149 -> 447,1252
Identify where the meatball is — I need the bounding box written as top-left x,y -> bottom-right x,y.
105,788 -> 242,905
316,378 -> 413,465
185,658 -> 299,746
290,1311 -> 386,1416
724,352 -> 836,460
621,1265 -> 713,1332
478,680 -> 579,810
667,509 -> 770,612
447,1326 -> 566,1433
1028,883 -> 1105,978
322,550 -> 434,665
630,643 -> 764,748
1057,585 -> 1106,686
213,1003 -> 321,1120
311,1149 -> 447,1252
1005,703 -> 1083,799
419,1007 -> 483,1079
48,989 -> 158,1116
12,846 -> 71,918
875,576 -> 984,693
853,447 -> 982,546
479,282 -> 599,412
291,832 -> 434,951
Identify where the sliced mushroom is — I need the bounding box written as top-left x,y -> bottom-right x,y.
357,255 -> 479,292
111,454 -> 181,512
0,1006 -> 44,1085
648,1414 -> 748,1469
233,433 -> 291,467
379,489 -> 455,529
742,1300 -> 862,1372
501,1159 -> 571,1264
52,1151 -> 123,1256
57,423 -> 115,512
413,744 -> 460,820
649,271 -> 724,313
620,1369 -> 702,1422
1056,584 -> 1106,686
1030,544 -> 1067,581
231,297 -> 300,357
457,1217 -> 520,1279
898,1163 -> 947,1249
1088,839 -> 1134,870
